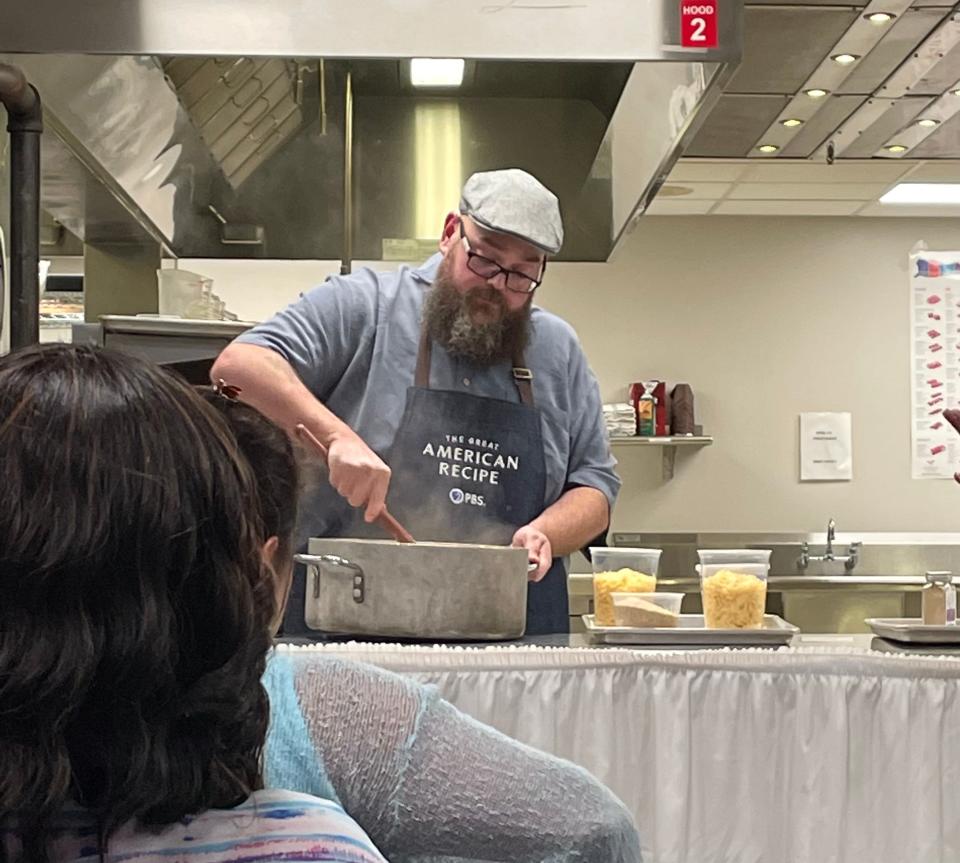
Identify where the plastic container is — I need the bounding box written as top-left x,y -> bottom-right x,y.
697,549 -> 771,567
613,591 -> 683,615
590,547 -> 661,626
611,591 -> 683,628
697,549 -> 769,629
158,269 -> 212,317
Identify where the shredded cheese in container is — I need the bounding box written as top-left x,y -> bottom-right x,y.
702,569 -> 766,629
593,569 -> 656,626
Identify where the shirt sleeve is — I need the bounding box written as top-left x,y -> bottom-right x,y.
563,342 -> 621,510
234,269 -> 380,399
287,654 -> 642,863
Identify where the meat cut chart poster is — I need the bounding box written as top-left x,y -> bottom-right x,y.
911,249 -> 960,479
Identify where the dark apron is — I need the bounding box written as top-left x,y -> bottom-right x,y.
283,329 -> 569,636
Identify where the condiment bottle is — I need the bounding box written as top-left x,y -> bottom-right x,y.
921,571 -> 957,626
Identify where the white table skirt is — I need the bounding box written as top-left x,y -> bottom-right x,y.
279,644 -> 960,863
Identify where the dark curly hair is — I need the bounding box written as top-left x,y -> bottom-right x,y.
198,386 -> 299,561
0,344 -> 277,862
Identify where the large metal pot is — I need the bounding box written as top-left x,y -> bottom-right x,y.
294,538 -> 528,640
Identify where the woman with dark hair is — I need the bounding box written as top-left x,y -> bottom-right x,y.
0,344 -> 387,863
201,386 -> 643,863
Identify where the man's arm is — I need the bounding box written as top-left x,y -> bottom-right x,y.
512,487 -> 609,580
211,343 -> 391,523
513,328 -> 619,580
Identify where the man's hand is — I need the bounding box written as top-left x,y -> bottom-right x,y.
512,525 -> 553,582
325,430 -> 392,522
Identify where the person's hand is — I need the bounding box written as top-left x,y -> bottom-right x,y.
325,429 -> 392,522
511,524 -> 552,582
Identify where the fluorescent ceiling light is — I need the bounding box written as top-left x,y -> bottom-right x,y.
410,58 -> 465,88
880,183 -> 960,205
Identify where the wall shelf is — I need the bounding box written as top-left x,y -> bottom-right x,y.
610,436 -> 713,480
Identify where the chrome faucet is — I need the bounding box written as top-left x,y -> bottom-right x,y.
799,519 -> 860,571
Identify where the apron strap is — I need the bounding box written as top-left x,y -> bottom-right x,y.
416,326 -> 535,408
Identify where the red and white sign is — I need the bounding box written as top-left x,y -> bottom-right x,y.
680,0 -> 718,48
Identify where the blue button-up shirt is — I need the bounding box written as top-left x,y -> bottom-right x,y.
236,254 -> 620,540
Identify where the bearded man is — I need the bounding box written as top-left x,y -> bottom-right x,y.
212,169 -> 619,635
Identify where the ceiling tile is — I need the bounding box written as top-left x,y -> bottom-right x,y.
646,199 -> 716,215
899,161 -> 960,181
657,181 -> 732,199
836,9 -> 947,96
839,96 -> 935,157
686,95 -> 789,157
738,160 -> 913,182
910,113 -> 960,159
893,30 -> 960,97
726,7 -> 860,94
713,200 -> 864,215
668,161 -> 750,182
727,181 -> 892,199
780,94 -> 866,157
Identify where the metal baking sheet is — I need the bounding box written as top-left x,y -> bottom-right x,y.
582,614 -> 798,646
866,617 -> 960,644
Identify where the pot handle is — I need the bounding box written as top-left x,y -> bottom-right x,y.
294,553 -> 365,604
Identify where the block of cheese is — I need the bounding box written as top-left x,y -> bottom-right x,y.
612,595 -> 679,628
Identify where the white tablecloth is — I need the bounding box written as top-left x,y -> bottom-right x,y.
281,643 -> 960,863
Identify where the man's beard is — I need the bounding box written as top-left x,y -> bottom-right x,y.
423,263 -> 532,367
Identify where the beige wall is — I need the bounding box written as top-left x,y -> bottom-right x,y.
539,216 -> 959,534
183,215 -> 960,533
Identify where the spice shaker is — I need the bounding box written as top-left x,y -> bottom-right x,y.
921,571 -> 957,626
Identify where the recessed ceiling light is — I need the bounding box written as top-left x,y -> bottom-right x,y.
831,53 -> 860,66
885,144 -> 908,153
953,89 -> 960,96
781,118 -> 804,128
880,183 -> 960,205
410,58 -> 465,88
757,144 -> 780,153
865,11 -> 895,23
805,88 -> 830,99
916,118 -> 940,128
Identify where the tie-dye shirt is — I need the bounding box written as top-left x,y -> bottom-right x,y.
2,790 -> 388,863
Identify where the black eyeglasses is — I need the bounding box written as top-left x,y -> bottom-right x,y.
459,222 -> 544,294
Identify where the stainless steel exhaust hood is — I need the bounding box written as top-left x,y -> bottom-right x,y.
0,0 -> 741,262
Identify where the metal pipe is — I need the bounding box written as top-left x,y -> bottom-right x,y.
318,59 -> 327,136
0,62 -> 43,351
340,69 -> 353,276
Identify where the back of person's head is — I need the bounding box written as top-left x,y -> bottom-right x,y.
0,344 -> 276,863
198,384 -> 299,561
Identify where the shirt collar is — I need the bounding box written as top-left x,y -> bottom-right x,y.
411,252 -> 443,285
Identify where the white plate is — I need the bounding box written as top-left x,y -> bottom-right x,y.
866,617 -> 960,644
582,614 -> 798,647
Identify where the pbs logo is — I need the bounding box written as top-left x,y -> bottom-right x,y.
449,488 -> 465,505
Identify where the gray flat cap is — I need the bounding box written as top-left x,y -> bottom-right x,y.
460,168 -> 563,255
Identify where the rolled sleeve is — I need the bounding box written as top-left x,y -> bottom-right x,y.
565,349 -> 621,510
235,270 -> 379,398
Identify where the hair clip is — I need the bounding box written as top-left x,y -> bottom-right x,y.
214,379 -> 242,401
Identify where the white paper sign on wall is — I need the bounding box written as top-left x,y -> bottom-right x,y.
800,412 -> 852,482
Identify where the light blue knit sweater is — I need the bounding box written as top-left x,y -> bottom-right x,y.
262,652 -> 642,863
